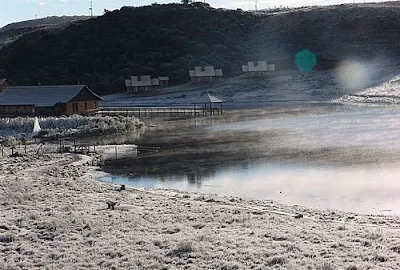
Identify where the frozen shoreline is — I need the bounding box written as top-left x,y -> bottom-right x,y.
1,152 -> 400,269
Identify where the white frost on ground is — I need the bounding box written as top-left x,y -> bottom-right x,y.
0,151 -> 399,269
101,71 -> 342,109
334,74 -> 400,105
0,115 -> 144,142
95,144 -> 138,161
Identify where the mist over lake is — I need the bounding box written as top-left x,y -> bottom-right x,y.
101,105 -> 400,215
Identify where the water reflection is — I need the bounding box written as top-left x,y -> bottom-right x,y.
99,160 -> 400,215
100,106 -> 400,215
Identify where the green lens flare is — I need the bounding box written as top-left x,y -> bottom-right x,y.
295,50 -> 317,71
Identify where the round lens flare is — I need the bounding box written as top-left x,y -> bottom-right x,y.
295,50 -> 317,71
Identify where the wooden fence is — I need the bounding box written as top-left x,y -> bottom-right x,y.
94,106 -> 222,118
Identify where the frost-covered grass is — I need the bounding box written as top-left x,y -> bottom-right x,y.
334,74 -> 400,105
0,115 -> 144,141
0,153 -> 399,269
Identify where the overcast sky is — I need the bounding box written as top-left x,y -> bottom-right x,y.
0,0 -> 390,28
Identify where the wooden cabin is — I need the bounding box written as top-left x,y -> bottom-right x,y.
0,85 -> 103,116
189,66 -> 223,83
125,75 -> 169,93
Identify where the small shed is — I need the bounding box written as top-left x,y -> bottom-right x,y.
193,92 -> 224,115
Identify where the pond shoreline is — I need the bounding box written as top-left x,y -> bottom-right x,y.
1,151 -> 400,269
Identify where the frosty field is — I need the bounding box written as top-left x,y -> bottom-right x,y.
0,152 -> 400,269
1,105 -> 400,269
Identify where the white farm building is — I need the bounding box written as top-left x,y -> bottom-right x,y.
242,61 -> 275,77
189,66 -> 223,83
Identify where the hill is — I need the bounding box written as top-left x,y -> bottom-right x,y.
0,16 -> 91,33
1,3 -> 400,95
0,16 -> 90,49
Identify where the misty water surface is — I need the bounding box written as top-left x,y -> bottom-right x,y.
100,106 -> 400,215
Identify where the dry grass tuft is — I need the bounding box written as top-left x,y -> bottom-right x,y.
390,245 -> 400,254
0,233 -> 14,243
168,242 -> 193,257
220,262 -> 240,270
318,263 -> 334,270
373,254 -> 387,263
266,256 -> 286,266
367,229 -> 383,241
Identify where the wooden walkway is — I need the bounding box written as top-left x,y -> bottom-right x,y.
94,106 -> 222,118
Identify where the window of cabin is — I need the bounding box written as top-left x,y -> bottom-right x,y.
72,103 -> 78,113
94,101 -> 97,108
84,102 -> 88,110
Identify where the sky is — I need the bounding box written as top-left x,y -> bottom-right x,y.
0,0 -> 392,28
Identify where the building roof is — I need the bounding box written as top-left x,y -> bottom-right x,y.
193,93 -> 225,104
207,93 -> 224,103
189,66 -> 223,77
0,85 -> 102,107
0,79 -> 8,85
125,75 -> 169,87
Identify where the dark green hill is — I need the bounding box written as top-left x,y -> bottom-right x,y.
0,4 -> 257,93
1,3 -> 400,95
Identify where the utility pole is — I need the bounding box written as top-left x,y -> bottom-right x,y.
255,0 -> 258,11
89,1 -> 93,17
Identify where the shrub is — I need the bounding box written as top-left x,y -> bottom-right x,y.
0,115 -> 144,141
318,263 -> 334,270
168,242 -> 193,257
266,256 -> 286,266
0,233 -> 14,243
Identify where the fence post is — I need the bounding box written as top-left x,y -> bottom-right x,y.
115,145 -> 118,159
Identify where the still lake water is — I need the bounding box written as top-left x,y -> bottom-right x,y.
100,105 -> 400,215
